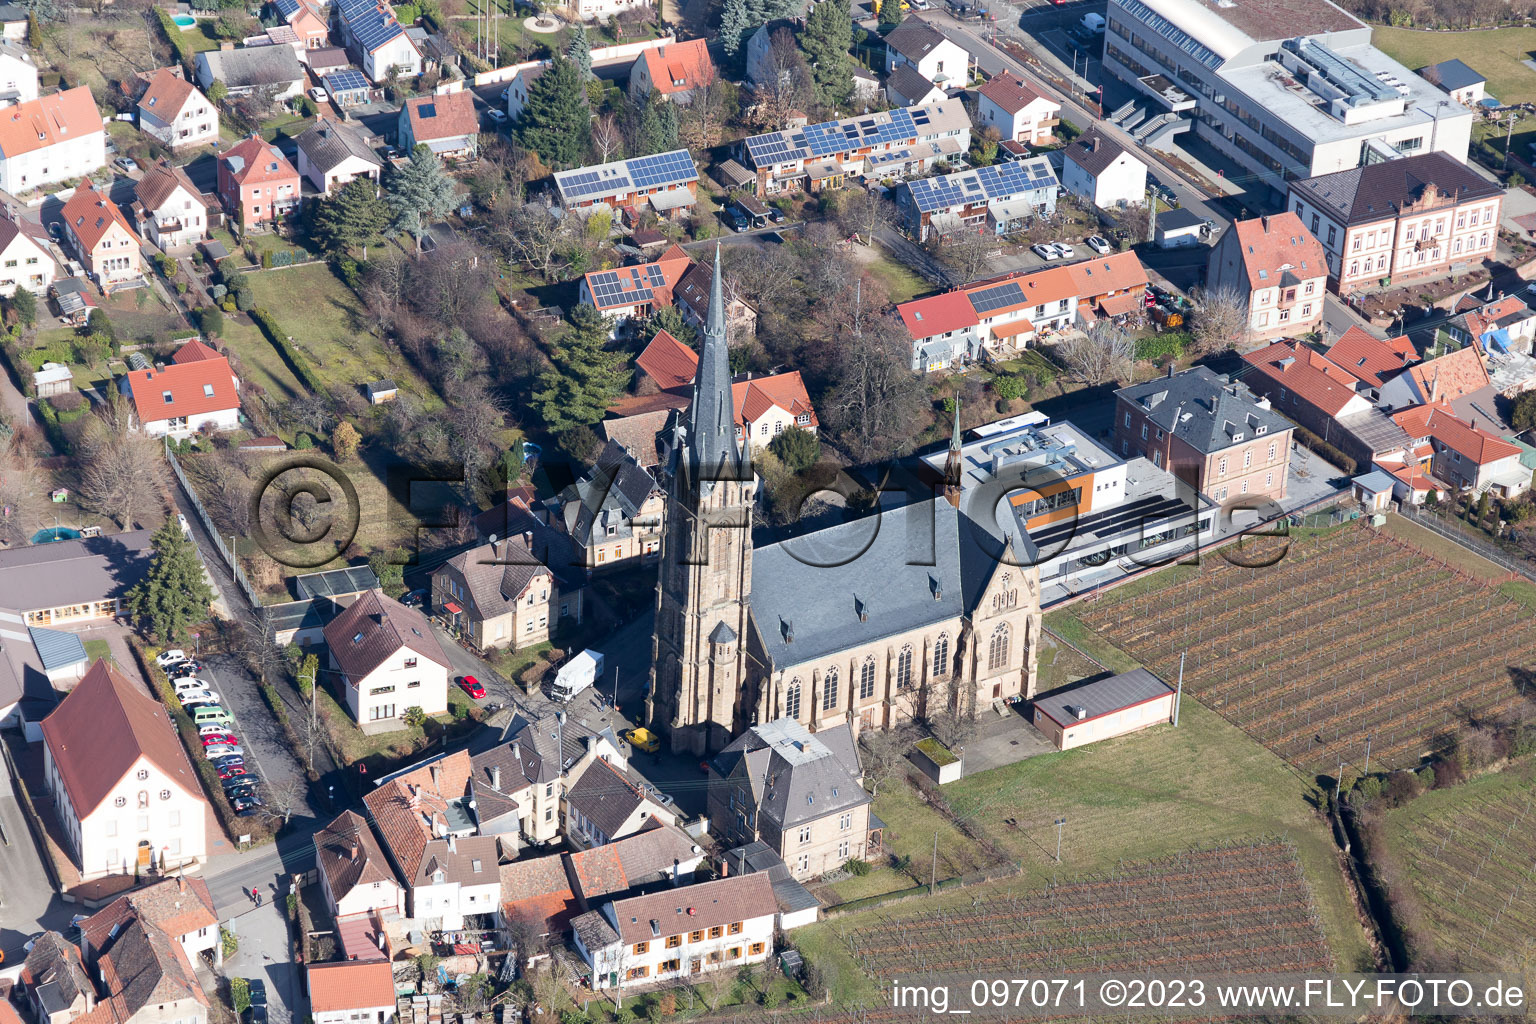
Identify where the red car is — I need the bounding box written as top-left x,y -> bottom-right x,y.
217,766 -> 248,780
202,733 -> 238,746
458,675 -> 486,699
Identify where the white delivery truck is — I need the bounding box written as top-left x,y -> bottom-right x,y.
552,649 -> 604,702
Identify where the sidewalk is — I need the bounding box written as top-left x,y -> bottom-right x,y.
223,894 -> 301,1024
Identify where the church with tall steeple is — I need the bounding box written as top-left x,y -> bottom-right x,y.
647,249 -> 1040,756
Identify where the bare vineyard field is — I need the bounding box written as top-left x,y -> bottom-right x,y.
1386,760 -> 1536,970
1078,526 -> 1536,779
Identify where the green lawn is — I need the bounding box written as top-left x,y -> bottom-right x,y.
1043,609 -> 1141,675
178,21 -> 227,53
1372,26 -> 1536,105
863,251 -> 929,305
83,639 -> 114,666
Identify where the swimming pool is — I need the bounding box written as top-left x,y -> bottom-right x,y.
32,526 -> 82,544
173,14 -> 197,28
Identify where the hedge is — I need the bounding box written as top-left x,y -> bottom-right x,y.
248,307 -> 324,392
154,8 -> 195,71
1290,423 -> 1357,475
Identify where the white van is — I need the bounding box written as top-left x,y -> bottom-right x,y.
1082,12 -> 1106,32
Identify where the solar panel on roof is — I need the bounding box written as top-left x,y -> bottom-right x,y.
969,282 -> 1027,315
274,0 -> 300,17
629,150 -> 696,189
324,69 -> 370,92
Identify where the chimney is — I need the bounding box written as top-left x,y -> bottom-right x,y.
490,765 -> 501,790
1166,363 -> 1175,378
512,740 -> 521,762
489,532 -> 498,556
177,876 -> 186,893
585,735 -> 596,755
447,834 -> 457,854
672,859 -> 680,885
523,530 -> 533,547
348,842 -> 359,861
430,765 -> 441,791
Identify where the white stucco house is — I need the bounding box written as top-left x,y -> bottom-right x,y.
0,40 -> 38,106
1062,134 -> 1148,209
121,338 -> 241,438
883,18 -> 972,87
295,118 -> 383,193
309,962 -> 397,1024
322,588 -> 451,733
0,206 -> 54,295
133,160 -> 210,251
40,659 -> 210,880
315,809 -> 407,920
976,72 -> 1060,145
137,68 -> 219,151
0,87 -> 107,194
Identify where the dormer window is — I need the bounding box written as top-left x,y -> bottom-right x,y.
1255,425 -> 1267,435
203,384 -> 214,398
163,391 -> 173,404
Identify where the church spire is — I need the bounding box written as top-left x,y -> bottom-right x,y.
687,244 -> 741,480
944,398 -> 963,508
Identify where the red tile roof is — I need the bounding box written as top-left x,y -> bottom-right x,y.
40,660 -> 206,817
1325,327 -> 1416,388
897,288 -> 978,339
1403,346 -> 1489,404
1241,339 -> 1367,416
499,854 -> 577,936
1226,212 -> 1326,291
61,179 -> 140,253
734,371 -> 817,430
1390,402 -> 1521,464
1062,252 -> 1149,301
636,330 -> 697,389
171,338 -> 223,364
0,87 -> 102,159
977,72 -> 1051,115
362,749 -> 473,876
80,877 -> 217,954
124,348 -> 239,425
403,91 -> 477,144
221,135 -> 298,186
138,69 -> 197,120
638,38 -> 715,96
307,961 -> 395,1013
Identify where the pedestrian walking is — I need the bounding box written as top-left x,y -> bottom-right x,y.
247,886 -> 256,904
256,890 -> 263,908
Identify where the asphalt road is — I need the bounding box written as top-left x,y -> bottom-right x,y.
0,754 -> 74,962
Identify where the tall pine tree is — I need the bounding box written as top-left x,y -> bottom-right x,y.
634,92 -> 680,155
720,0 -> 751,55
877,0 -> 904,29
515,54 -> 592,168
125,518 -> 214,644
532,305 -> 633,432
800,0 -> 853,109
386,146 -> 457,248
312,176 -> 390,255
567,23 -> 592,76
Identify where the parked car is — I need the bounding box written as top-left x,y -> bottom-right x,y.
203,744 -> 242,759
487,109 -> 509,129
622,727 -> 660,753
113,157 -> 139,174
1086,235 -> 1112,254
225,784 -> 259,801
1055,242 -> 1077,259
201,733 -> 238,746
726,210 -> 749,232
176,677 -> 212,693
197,724 -> 230,736
232,796 -> 264,812
192,708 -> 233,727
458,675 -> 486,699
401,589 -> 427,608
155,650 -> 187,668
768,206 -> 785,223
170,663 -> 205,679
1031,242 -> 1060,261
217,766 -> 249,780
221,772 -> 255,786
310,87 -> 327,102
178,689 -> 219,705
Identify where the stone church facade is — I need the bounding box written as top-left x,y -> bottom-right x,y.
648,251 -> 1041,756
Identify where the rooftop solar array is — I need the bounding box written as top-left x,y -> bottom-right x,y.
273,0 -> 301,18
337,0 -> 408,54
968,281 -> 1027,315
323,69 -> 370,93
905,158 -> 1060,214
587,263 -> 671,307
743,106 -> 929,169
556,149 -> 696,203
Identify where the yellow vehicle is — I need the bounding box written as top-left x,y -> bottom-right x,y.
872,0 -> 911,13
622,727 -> 661,753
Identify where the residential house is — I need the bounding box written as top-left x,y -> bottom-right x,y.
296,117 -> 383,192
133,161 -> 210,251
558,440 -> 665,572
40,659 -> 210,880
473,712 -> 629,846
1288,151 -> 1503,294
1391,402 -> 1528,497
503,63 -> 547,122
335,0 -> 422,83
553,150 -> 698,217
1205,212 -> 1328,341
122,338 -> 241,438
629,38 -> 715,103
315,809 -> 407,920
20,931 -> 94,1024
1240,336 -> 1414,468
136,69 -> 218,151
398,92 -> 477,160
60,180 -> 142,290
570,0 -> 648,18
1061,135 -> 1147,208
570,873 -> 778,989
1445,289 -> 1536,356
0,87 -> 107,194
1114,366 -> 1297,505
707,718 -> 873,880
0,40 -> 37,105
432,522 -> 585,651
284,0 -> 331,49
323,589 -> 451,731
1378,344 -> 1491,412
194,46 -> 305,100
894,157 -> 1059,241
601,409 -> 672,469
0,4 -> 28,41
579,244 -> 692,326
1417,58 -> 1485,106
975,72 -> 1060,145
897,252 -> 1150,368
0,205 -> 54,295
564,757 -> 678,849
738,101 -> 971,194
719,843 -> 820,931
883,18 -> 971,86
743,19 -> 799,94
308,46 -> 353,75
77,876 -> 220,969
361,751 -> 505,927
308,962 -> 396,1024
72,914 -> 210,1024
885,64 -> 946,108
219,135 -> 301,228
672,255 -> 758,338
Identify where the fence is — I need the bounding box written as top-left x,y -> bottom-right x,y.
163,438 -> 263,608
1397,503 -> 1536,582
823,859 -> 1023,917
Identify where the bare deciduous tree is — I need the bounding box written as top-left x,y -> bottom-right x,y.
1056,322 -> 1136,386
1190,285 -> 1252,355
858,722 -> 918,797
590,112 -> 623,164
839,187 -> 897,246
934,229 -> 996,284
77,396 -> 166,530
827,309 -> 931,462
0,444 -> 46,546
755,28 -> 813,129
497,202 -> 578,282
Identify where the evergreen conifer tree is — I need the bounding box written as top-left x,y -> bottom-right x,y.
125,518 -> 215,644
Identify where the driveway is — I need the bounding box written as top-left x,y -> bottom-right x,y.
955,704 -> 1055,776
221,892 -> 300,1024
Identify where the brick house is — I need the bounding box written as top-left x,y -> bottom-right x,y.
1114,366 -> 1296,505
